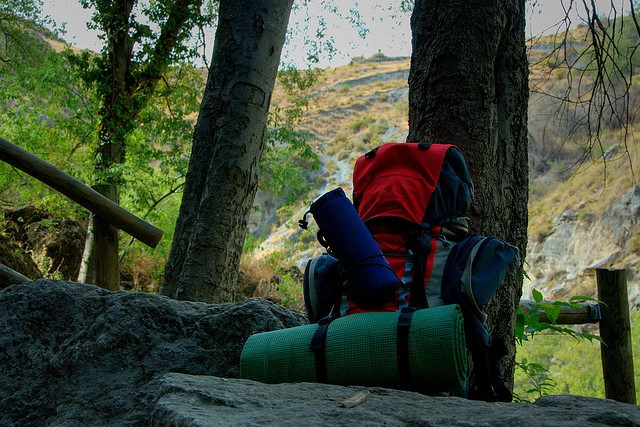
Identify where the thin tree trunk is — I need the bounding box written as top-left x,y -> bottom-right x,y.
84,0 -> 134,290
162,0 -> 294,303
407,0 -> 529,390
77,213 -> 95,284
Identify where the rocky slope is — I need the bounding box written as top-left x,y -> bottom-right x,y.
526,184 -> 640,306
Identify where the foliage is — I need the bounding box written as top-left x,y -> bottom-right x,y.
276,272 -> 303,309
118,63 -> 204,257
261,67 -> 322,203
515,308 -> 640,403
67,0 -> 218,186
515,289 -> 603,344
514,357 -> 557,400
348,114 -> 375,133
513,289 -> 609,402
120,248 -> 166,293
243,234 -> 265,254
0,22 -> 97,216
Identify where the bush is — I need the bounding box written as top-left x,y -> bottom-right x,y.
348,115 -> 375,133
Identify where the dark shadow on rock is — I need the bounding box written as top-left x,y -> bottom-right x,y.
0,280 -> 306,426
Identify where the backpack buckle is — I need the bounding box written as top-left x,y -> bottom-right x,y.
364,147 -> 379,159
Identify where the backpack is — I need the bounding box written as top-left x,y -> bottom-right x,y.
300,142 -> 518,401
351,142 -> 474,313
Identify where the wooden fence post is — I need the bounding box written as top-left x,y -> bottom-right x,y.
93,185 -> 120,291
596,268 -> 636,404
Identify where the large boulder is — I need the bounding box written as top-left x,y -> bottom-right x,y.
0,280 -> 306,425
1,280 -> 639,426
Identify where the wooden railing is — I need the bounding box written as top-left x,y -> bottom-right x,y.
0,136 -> 163,288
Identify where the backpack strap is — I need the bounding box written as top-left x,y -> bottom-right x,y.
303,258 -> 320,322
309,314 -> 339,383
405,228 -> 429,309
397,307 -> 416,389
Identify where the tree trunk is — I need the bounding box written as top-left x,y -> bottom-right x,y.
407,0 -> 529,390
85,0 -> 135,291
162,0 -> 294,303
79,0 -> 204,290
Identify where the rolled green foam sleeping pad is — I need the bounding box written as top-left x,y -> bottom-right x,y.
240,304 -> 467,393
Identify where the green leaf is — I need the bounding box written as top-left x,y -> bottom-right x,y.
532,288 -> 544,303
544,305 -> 561,323
515,311 -> 525,343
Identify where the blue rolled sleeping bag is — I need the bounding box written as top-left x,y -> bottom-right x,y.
308,187 -> 400,307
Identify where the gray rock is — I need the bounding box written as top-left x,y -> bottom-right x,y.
2,280 -> 639,426
151,374 -> 640,426
604,184 -> 640,247
0,280 -> 306,426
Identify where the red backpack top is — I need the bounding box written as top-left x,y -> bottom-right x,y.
350,142 -> 474,312
353,142 -> 473,229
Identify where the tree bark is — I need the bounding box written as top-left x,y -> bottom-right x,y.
77,214 -> 95,284
162,0 -> 294,303
407,0 -> 529,390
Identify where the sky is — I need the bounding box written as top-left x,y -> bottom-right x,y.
40,0 -> 628,69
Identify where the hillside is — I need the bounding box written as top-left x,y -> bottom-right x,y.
247,43 -> 640,308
